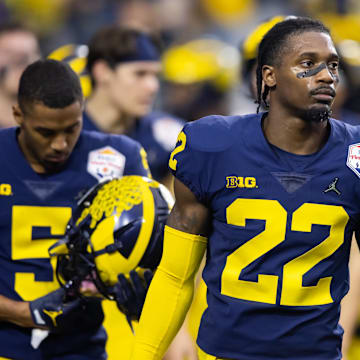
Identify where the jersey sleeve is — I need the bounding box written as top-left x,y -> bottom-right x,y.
106,134 -> 152,178
124,140 -> 152,178
168,118 -> 218,203
133,145 -> 152,178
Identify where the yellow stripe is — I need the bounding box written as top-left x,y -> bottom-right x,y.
242,15 -> 285,60
47,44 -> 75,61
80,76 -> 92,98
129,180 -> 155,269
68,57 -> 87,74
140,148 -> 152,178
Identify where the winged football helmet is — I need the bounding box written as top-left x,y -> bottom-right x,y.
47,44 -> 91,97
49,175 -> 173,299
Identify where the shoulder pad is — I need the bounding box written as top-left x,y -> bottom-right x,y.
330,118 -> 359,145
184,115 -> 243,152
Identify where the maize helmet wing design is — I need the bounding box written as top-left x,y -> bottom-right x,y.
47,44 -> 92,97
50,175 -> 173,299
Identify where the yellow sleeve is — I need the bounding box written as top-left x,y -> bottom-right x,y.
131,225 -> 207,360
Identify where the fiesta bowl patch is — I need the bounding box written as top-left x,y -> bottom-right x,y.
87,146 -> 126,180
347,143 -> 360,178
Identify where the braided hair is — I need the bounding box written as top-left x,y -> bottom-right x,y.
255,17 -> 330,113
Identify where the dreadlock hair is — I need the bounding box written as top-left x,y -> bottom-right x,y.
255,17 -> 331,113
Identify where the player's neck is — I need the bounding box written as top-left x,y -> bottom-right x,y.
264,107 -> 330,155
86,91 -> 136,134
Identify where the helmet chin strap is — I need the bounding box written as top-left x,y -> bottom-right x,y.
92,241 -> 124,256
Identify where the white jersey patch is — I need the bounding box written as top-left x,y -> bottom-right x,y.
87,146 -> 126,181
152,117 -> 183,151
347,143 -> 360,178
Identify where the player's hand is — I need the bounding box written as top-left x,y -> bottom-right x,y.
163,323 -> 198,360
29,287 -> 81,333
113,269 -> 153,321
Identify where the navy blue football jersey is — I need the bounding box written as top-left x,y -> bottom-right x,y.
0,128 -> 149,360
83,110 -> 184,181
169,113 -> 360,360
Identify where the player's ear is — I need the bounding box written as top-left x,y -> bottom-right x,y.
262,65 -> 276,88
91,60 -> 113,86
12,104 -> 24,126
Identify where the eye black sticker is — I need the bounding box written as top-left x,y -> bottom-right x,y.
297,63 -> 327,78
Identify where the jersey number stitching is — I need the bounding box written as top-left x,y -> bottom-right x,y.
12,206 -> 71,301
222,199 -> 349,306
169,131 -> 186,171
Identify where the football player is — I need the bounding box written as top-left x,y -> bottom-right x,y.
131,16 -> 358,360
84,26 -> 184,189
240,17 -> 360,360
83,25 -> 197,360
0,59 -> 151,359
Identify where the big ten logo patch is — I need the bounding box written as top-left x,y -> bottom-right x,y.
226,176 -> 257,189
0,183 -> 12,196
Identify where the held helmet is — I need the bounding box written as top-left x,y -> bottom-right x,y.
49,175 -> 173,299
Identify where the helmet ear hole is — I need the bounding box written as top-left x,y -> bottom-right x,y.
113,218 -> 142,258
54,176 -> 173,297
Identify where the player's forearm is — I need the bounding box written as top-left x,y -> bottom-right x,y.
0,294 -> 34,327
132,267 -> 195,359
131,226 -> 207,360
